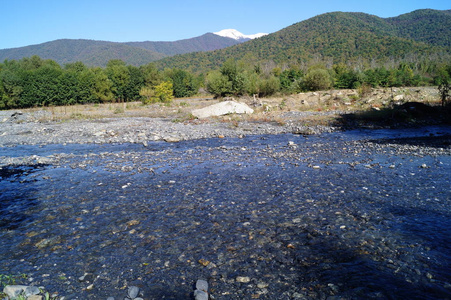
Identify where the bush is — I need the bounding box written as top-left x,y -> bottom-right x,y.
206,71 -> 232,97
258,76 -> 280,97
154,81 -> 173,103
302,69 -> 333,91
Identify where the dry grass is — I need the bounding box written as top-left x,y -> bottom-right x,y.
17,87 -> 441,126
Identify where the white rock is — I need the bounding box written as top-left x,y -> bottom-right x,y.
394,94 -> 404,101
196,279 -> 208,291
128,286 -> 139,298
192,101 -> 254,119
194,289 -> 209,300
236,276 -> 251,283
3,285 -> 28,298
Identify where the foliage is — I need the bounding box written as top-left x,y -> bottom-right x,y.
435,64 -> 451,106
164,68 -> 200,98
0,273 -> 27,288
1,54 -> 450,110
301,68 -> 334,91
206,70 -> 232,97
155,10 -> 451,74
154,81 -> 174,103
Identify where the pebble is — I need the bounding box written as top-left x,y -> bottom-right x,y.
236,276 -> 251,283
128,286 -> 139,298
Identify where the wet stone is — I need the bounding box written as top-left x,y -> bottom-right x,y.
127,286 -> 140,298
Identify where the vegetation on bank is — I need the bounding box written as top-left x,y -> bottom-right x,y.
0,54 -> 450,110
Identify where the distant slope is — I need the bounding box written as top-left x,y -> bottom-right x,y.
0,34 -> 243,67
125,33 -> 242,56
387,9 -> 451,48
0,39 -> 166,67
155,9 -> 451,73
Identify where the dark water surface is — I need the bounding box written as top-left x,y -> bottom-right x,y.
1,127 -> 450,299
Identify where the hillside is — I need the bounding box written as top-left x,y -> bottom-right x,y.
0,39 -> 166,67
155,9 -> 451,72
0,34 -> 242,67
1,9 -> 449,69
387,9 -> 451,48
125,33 -> 242,56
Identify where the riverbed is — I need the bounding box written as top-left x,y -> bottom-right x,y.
1,126 -> 450,299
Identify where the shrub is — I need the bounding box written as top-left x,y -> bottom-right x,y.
302,69 -> 333,91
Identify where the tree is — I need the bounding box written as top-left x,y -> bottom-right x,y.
258,75 -> 280,97
302,68 -> 333,91
105,59 -> 130,102
206,71 -> 232,97
438,81 -> 450,107
154,81 -> 173,103
434,64 -> 451,106
139,86 -> 155,104
166,68 -> 199,98
89,67 -> 114,102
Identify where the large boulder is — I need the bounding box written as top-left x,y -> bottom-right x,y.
192,101 -> 254,119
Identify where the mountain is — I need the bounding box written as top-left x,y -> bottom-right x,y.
124,33 -> 242,56
0,32 -> 248,67
386,9 -> 451,48
0,39 -> 166,67
213,29 -> 268,41
155,9 -> 451,73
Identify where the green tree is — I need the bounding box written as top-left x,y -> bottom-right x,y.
20,60 -> 63,107
105,59 -> 130,102
279,68 -> 303,92
87,67 -> 114,103
302,68 -> 333,91
258,75 -> 280,97
435,64 -> 451,106
166,68 -> 199,98
206,71 -> 232,97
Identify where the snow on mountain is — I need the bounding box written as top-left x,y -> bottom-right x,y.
213,29 -> 267,40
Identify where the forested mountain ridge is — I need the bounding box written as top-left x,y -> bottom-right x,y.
0,9 -> 449,70
155,9 -> 451,73
0,39 -> 166,67
387,9 -> 451,48
124,33 -> 242,56
0,34 -> 242,67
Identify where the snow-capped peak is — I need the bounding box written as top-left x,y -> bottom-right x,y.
213,29 -> 267,40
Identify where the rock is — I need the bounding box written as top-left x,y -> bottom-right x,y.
3,285 -> 28,298
194,289 -> 209,300
257,282 -> 269,289
25,286 -> 41,296
198,258 -> 210,267
27,295 -> 43,300
128,286 -> 140,298
107,297 -> 115,300
393,94 -> 404,101
236,276 -> 251,283
192,101 -> 254,119
164,136 -> 180,143
196,279 -> 208,292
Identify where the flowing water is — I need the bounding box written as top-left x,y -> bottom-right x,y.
1,127 -> 450,299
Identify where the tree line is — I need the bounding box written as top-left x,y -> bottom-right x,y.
0,56 -> 201,109
0,55 -> 450,109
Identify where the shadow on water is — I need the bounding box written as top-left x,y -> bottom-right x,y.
368,134 -> 451,148
0,164 -> 47,230
291,207 -> 451,299
332,102 -> 451,130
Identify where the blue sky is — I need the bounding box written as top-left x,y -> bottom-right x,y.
1,0 -> 449,49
